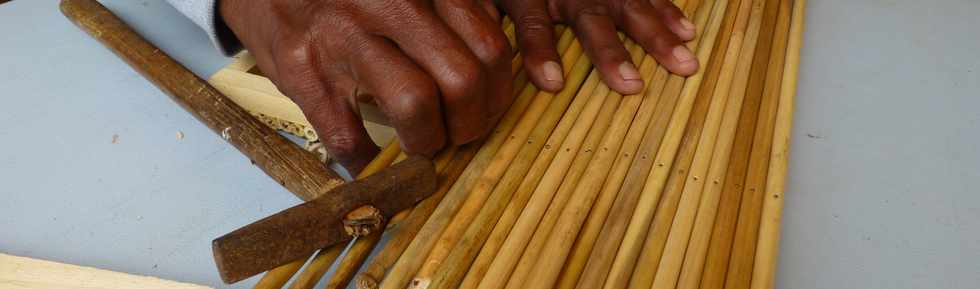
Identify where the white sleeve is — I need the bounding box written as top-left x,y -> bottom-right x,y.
165,0 -> 242,55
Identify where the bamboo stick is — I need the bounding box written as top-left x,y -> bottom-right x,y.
286,245 -> 345,289
498,43 -> 672,289
472,71 -> 625,289
721,1 -> 794,288
252,258 -> 308,289
594,1 -> 733,288
676,1 -> 790,289
422,71 -> 603,289
565,1 -> 737,288
634,3 -> 761,288
406,41 -> 592,289
446,37 -> 637,289
466,40 -> 636,289
552,3 -> 710,288
424,37 -> 630,288
503,17 -> 517,53
697,2 -> 788,289
377,29 -> 586,289
676,12 -> 762,289
505,3 -> 721,288
646,0 -> 777,287
516,3 -> 727,289
555,25 -> 699,289
750,2 -> 803,288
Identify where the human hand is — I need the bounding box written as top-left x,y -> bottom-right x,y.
501,0 -> 699,94
219,0 -> 513,174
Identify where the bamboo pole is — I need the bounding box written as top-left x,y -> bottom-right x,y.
633,2 -> 759,287
721,1 -> 795,288
406,40 -> 592,289
418,48 -> 603,289
505,3 -> 721,288
424,36 -> 633,288
469,40 -> 637,289
448,37 -> 637,289
552,4 -> 709,289
252,258 -> 308,289
517,3 -> 728,289
420,70 -> 604,289
286,245 -> 345,289
750,2 -> 803,288
472,72 -> 625,289
498,42 -> 673,289
676,1 -> 791,288
376,29 -> 585,289
697,3 -> 787,289
565,1 -> 738,288
646,0 -> 777,287
555,16 -> 703,289
594,1 -> 733,288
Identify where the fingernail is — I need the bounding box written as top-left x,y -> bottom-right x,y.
542,61 -> 563,82
618,62 -> 642,81
673,46 -> 696,63
680,18 -> 696,33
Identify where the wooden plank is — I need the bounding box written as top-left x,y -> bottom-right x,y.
0,253 -> 211,289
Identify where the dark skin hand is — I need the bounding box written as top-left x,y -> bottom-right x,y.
220,0 -> 696,174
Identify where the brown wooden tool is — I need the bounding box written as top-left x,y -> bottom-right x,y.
213,156 -> 438,284
59,0 -> 343,201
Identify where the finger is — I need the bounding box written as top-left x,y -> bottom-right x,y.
347,35 -> 447,157
375,3 -> 492,145
477,0 -> 501,24
650,0 -> 696,41
617,0 -> 699,76
563,3 -> 643,94
434,0 -> 515,124
502,0 -> 564,92
270,35 -> 379,174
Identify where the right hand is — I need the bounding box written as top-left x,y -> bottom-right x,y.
219,0 -> 514,174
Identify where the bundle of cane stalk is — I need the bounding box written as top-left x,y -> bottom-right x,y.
250,0 -> 805,288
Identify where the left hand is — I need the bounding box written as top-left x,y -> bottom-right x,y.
499,0 -> 699,94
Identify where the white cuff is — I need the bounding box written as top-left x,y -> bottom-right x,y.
166,0 -> 241,55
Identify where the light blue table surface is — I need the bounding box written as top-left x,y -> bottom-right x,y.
1,1 -> 977,288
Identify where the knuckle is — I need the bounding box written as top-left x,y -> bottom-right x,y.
516,13 -> 553,35
439,60 -> 485,101
568,4 -> 610,22
620,0 -> 648,13
322,130 -> 361,159
387,80 -> 439,123
473,33 -> 512,67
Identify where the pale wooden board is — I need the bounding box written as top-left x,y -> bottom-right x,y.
0,253 -> 212,289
